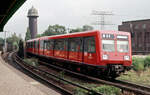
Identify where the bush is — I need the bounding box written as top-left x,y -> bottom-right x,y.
23,58 -> 38,66
132,57 -> 145,71
89,85 -> 121,95
73,88 -> 88,95
144,56 -> 150,68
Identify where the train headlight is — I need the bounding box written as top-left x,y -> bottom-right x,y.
102,55 -> 108,60
124,56 -> 130,60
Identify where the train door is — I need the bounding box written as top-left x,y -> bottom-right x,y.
77,38 -> 83,62
43,40 -> 47,56
54,39 -> 66,58
34,41 -> 36,53
83,37 -> 96,65
49,40 -> 54,56
37,40 -> 40,55
35,41 -> 39,54
31,42 -> 34,53
39,40 -> 44,55
68,38 -> 82,62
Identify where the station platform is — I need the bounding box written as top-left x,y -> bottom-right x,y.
0,54 -> 60,95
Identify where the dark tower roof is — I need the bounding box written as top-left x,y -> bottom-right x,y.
27,6 -> 38,17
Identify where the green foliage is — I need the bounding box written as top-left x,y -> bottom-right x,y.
90,85 -> 121,95
42,24 -> 66,36
25,27 -> 31,41
23,58 -> 38,66
36,34 -> 42,38
0,37 -> 4,45
73,85 -> 121,95
132,57 -> 145,71
6,33 -> 21,51
144,56 -> 150,68
36,24 -> 94,37
73,87 -> 88,95
69,25 -> 93,33
7,33 -> 21,44
59,71 -> 65,79
118,69 -> 150,86
82,25 -> 93,31
69,28 -> 83,33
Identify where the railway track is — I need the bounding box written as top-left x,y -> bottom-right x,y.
36,57 -> 150,95
5,52 -> 150,95
11,52 -> 103,95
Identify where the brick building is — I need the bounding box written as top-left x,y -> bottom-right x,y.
118,19 -> 150,54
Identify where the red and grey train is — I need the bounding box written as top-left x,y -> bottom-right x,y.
26,30 -> 132,78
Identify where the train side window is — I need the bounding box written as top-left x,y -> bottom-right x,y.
69,38 -> 82,52
65,39 -> 68,51
36,41 -> 38,49
46,40 -> 54,50
31,42 -> 33,48
30,42 -> 31,48
84,37 -> 95,53
28,43 -> 29,48
40,40 -> 44,49
44,40 -> 47,49
54,39 -> 65,50
34,41 -> 36,49
34,41 -> 36,48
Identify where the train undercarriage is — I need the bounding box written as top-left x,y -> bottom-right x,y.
27,52 -> 131,79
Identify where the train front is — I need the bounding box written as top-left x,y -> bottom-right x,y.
100,31 -> 132,78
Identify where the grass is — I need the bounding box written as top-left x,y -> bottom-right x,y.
118,55 -> 150,86
118,69 -> 150,86
23,58 -> 39,66
73,85 -> 121,95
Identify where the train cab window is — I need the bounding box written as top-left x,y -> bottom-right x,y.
117,41 -> 129,52
84,37 -> 95,53
54,39 -> 65,50
69,38 -> 82,52
102,40 -> 115,52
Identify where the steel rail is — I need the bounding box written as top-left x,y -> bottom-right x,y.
38,60 -> 150,95
13,53 -> 103,95
13,53 -> 73,95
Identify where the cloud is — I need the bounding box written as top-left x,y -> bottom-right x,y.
2,0 -> 150,39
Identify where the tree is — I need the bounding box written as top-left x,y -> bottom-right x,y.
82,25 -> 93,31
7,33 -> 20,44
69,25 -> 93,33
36,34 -> 43,38
6,33 -> 21,51
43,24 -> 66,36
0,38 -> 4,51
69,28 -> 83,33
0,38 -> 4,45
25,27 -> 31,41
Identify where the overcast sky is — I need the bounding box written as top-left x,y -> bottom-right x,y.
2,0 -> 150,39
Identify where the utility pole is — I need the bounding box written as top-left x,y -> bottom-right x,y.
92,10 -> 114,30
67,28 -> 70,34
4,31 -> 7,52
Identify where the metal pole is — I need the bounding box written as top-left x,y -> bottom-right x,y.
4,31 -> 7,52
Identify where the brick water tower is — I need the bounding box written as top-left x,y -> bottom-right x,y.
27,6 -> 39,39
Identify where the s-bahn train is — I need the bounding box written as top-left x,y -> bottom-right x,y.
26,30 -> 132,78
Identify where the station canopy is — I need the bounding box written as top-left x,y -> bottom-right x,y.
0,0 -> 26,31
